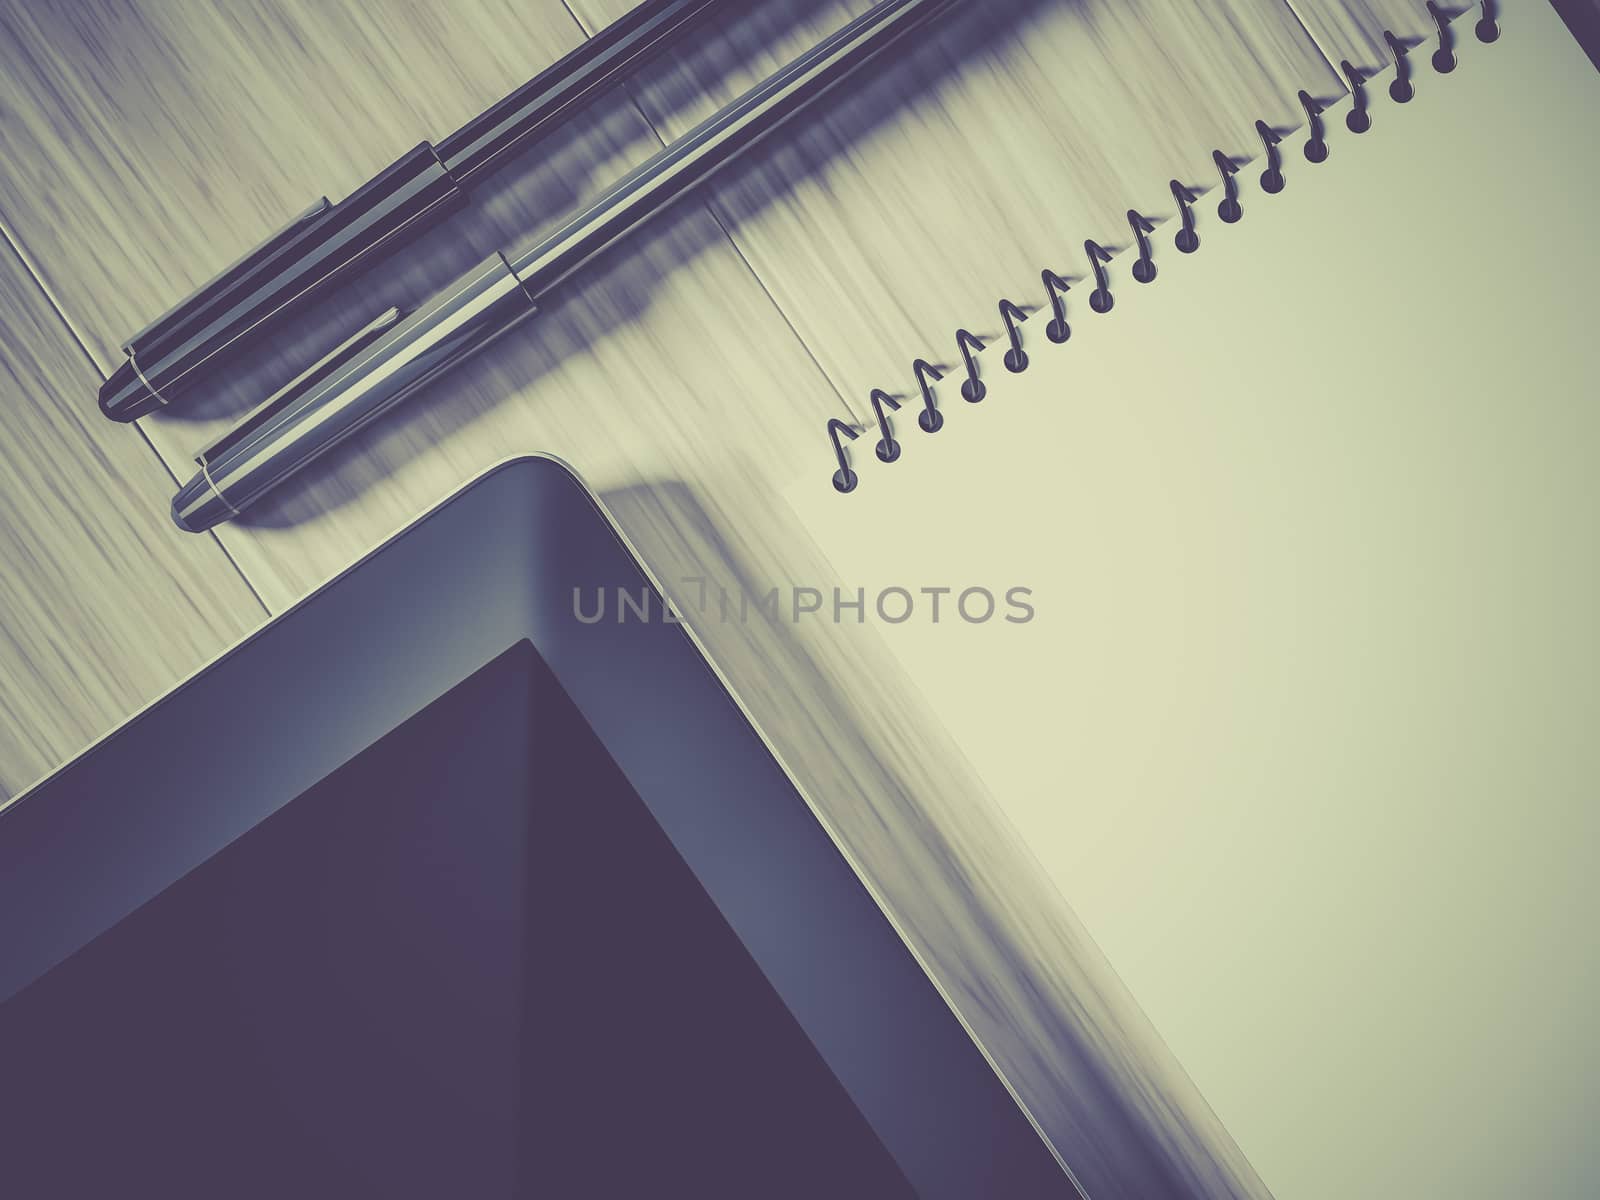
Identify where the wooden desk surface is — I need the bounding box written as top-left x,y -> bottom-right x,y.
0,1 -> 1439,1194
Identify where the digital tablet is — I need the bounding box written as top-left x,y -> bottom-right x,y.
0,457 -> 1074,1198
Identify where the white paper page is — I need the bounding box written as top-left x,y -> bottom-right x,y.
786,3 -> 1600,1197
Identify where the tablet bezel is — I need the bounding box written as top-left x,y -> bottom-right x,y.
0,456 -> 1073,1197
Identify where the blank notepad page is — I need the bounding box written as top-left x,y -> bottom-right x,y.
786,2 -> 1600,1196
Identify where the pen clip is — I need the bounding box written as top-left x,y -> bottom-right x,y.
124,197 -> 335,355
196,306 -> 403,468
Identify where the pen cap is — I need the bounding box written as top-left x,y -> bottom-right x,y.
121,197 -> 333,358
106,143 -> 467,418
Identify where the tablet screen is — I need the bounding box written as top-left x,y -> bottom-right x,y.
0,640 -> 913,1197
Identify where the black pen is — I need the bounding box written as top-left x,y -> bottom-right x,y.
171,0 -> 953,532
100,0 -> 721,423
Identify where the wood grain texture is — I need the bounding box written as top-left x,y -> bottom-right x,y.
0,0 -> 585,370
576,0 -> 1341,419
0,1 -> 1368,1193
0,0 -> 845,610
0,232 -> 262,800
1285,0 -> 1469,65
1287,0 -> 1600,69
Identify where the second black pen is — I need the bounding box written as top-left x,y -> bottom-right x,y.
100,0 -> 723,423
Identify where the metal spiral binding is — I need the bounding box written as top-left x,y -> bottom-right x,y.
1255,121 -> 1285,193
1170,181 -> 1200,252
1476,1 -> 1500,43
870,389 -> 903,462
1299,91 -> 1329,162
1213,151 -> 1243,223
1342,60 -> 1373,133
998,300 -> 1030,372
913,359 -> 945,431
1386,31 -> 1415,102
1428,1 -> 1457,72
822,1 -> 1488,494
828,418 -> 859,493
955,329 -> 987,402
1127,212 -> 1158,282
1084,240 -> 1115,312
1041,270 -> 1072,342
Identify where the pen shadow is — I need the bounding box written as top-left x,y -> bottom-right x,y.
157,0 -> 859,431
153,92 -> 654,429
174,0 -> 1080,528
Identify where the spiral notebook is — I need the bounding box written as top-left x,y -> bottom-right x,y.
786,2 -> 1599,1198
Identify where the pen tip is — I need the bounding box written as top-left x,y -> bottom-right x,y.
99,359 -> 158,422
170,490 -> 200,534
170,472 -> 224,534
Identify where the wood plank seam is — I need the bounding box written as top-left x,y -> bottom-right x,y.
1278,0 -> 1348,74
0,212 -> 273,621
559,0 -> 865,426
